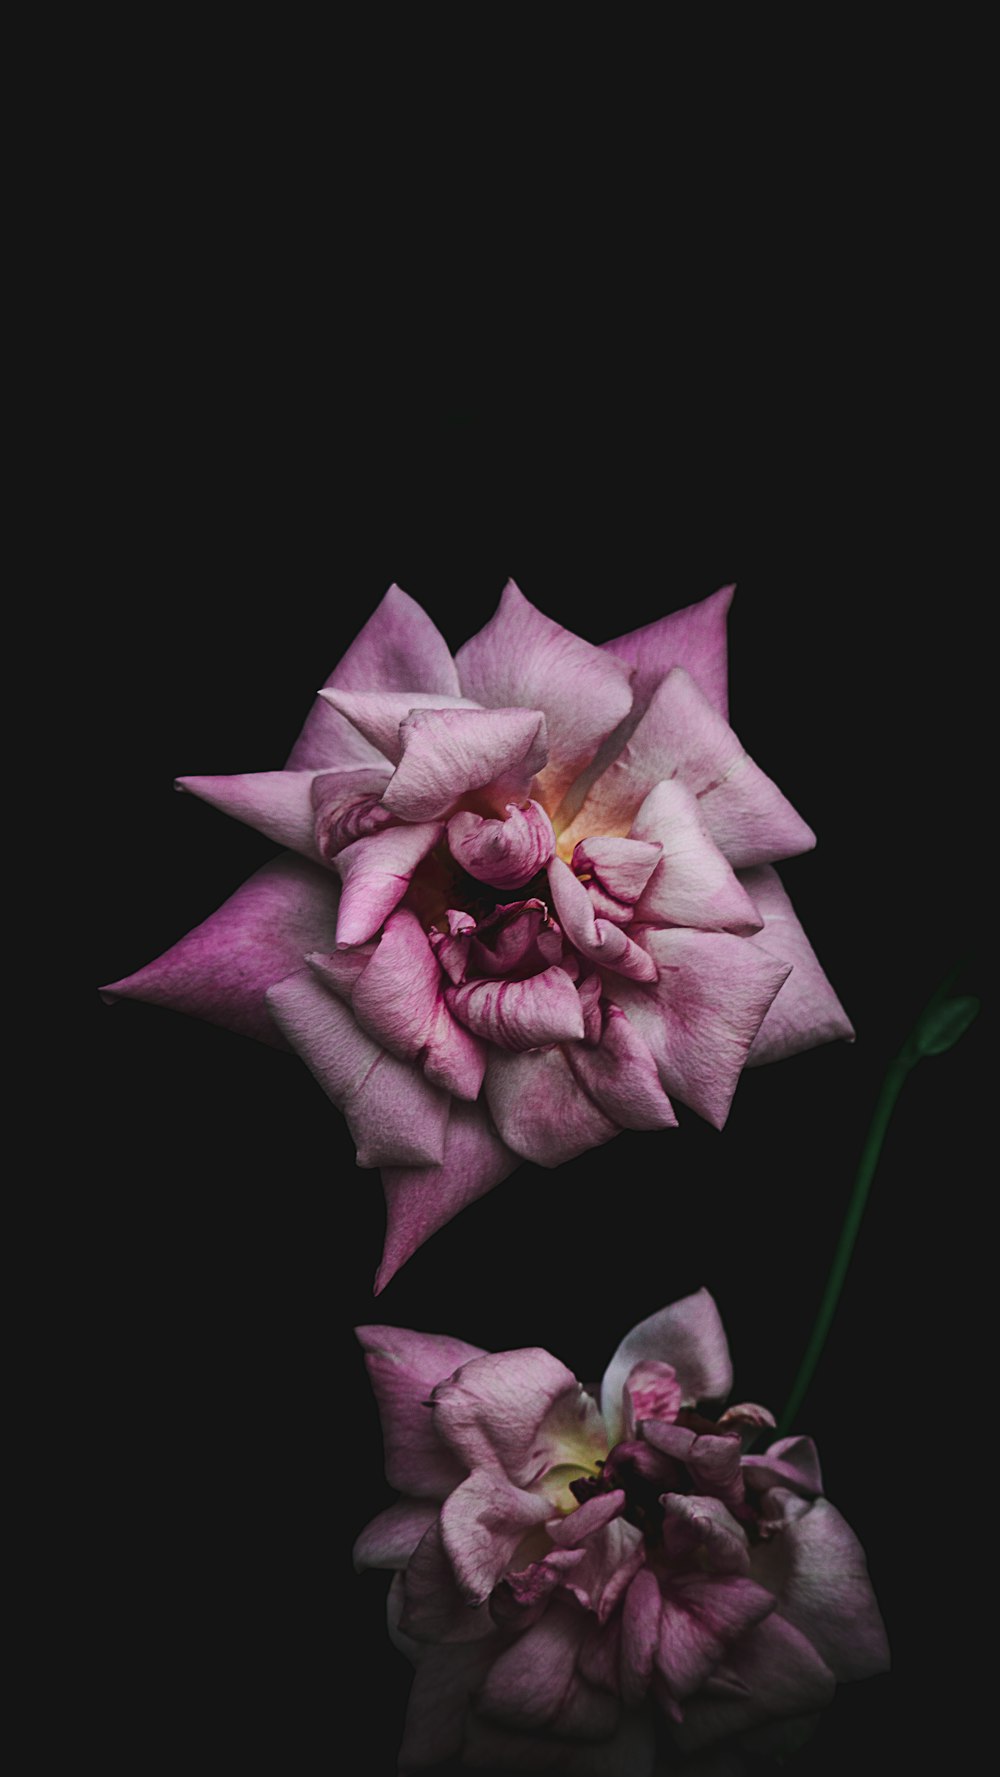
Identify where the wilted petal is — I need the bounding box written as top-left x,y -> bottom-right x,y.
749,1497 -> 890,1682
566,1006 -> 677,1132
286,583 -> 460,770
548,856 -> 658,982
485,1045 -> 621,1168
332,820 -> 444,946
355,1323 -> 485,1499
562,668 -> 815,869
398,1629 -> 499,1772
467,899 -> 555,979
311,766 -> 394,860
446,966 -> 585,1051
101,854 -> 340,1047
476,1601 -> 588,1729
620,1567 -> 663,1705
670,1613 -> 836,1752
622,1361 -> 683,1436
601,1290 -> 733,1445
448,799 -> 556,890
656,1574 -> 776,1701
352,1498 -> 438,1571
401,1519 -> 495,1644
742,1436 -> 823,1498
432,1346 -> 607,1489
571,837 -> 662,905
739,865 -> 855,1064
440,1469 -> 553,1603
456,578 -> 634,812
660,1494 -> 751,1575
553,1518 -> 645,1624
175,769 -> 322,859
377,1099 -> 521,1294
349,909 -> 485,1099
604,927 -> 790,1128
629,779 -> 763,935
265,968 -> 449,1167
547,1491 -> 626,1549
382,705 -> 548,822
318,688 -> 481,763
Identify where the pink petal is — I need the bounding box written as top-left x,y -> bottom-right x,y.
555,1517 -> 646,1625
377,1099 -> 521,1294
485,1045 -> 621,1168
446,966 -> 585,1051
562,667 -> 815,869
310,766 -> 394,860
351,1497 -> 438,1570
455,579 -> 634,811
100,853 -> 340,1046
621,1360 -> 683,1435
546,1491 -> 627,1548
660,1493 -> 751,1575
467,898 -> 557,979
285,582 -> 460,770
603,583 -> 735,721
265,967 -> 449,1167
603,927 -> 791,1127
349,909 -> 485,1099
397,1629 -> 499,1771
669,1612 -> 836,1752
571,836 -> 662,904
382,705 -> 548,822
600,1290 -> 733,1445
620,1567 -> 663,1705
739,865 -> 855,1064
332,819 -> 444,946
629,779 -> 764,935
565,1005 -> 677,1131
440,1469 -> 552,1604
548,856 -> 658,982
401,1518 -> 495,1644
475,1601 -> 586,1729
317,688 -> 481,763
431,1347 -> 607,1489
742,1435 -> 823,1497
175,770 -> 321,859
447,799 -> 556,890
750,1497 -> 890,1682
656,1573 -> 776,1700
355,1322 -> 486,1499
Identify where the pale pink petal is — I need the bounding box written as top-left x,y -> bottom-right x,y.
604,927 -> 791,1128
601,1290 -> 733,1445
311,766 -> 394,860
305,944 -> 374,998
349,909 -> 485,1099
100,854 -> 340,1047
561,668 -> 815,869
621,1360 -> 683,1436
332,820 -> 444,946
571,837 -> 662,905
382,705 -> 548,822
355,1322 -> 485,1498
447,799 -> 556,890
265,968 -> 449,1167
669,1613 -> 836,1752
456,579 -> 634,811
317,688 -> 481,763
286,583 -> 460,770
656,1574 -> 776,1701
739,865 -> 854,1064
620,1567 -> 663,1705
377,1099 -> 521,1294
446,966 -> 585,1051
440,1469 -> 552,1603
548,856 -> 658,982
742,1435 -> 823,1498
565,1005 -> 677,1131
175,770 -> 322,859
629,779 -> 763,935
401,1519 -> 495,1644
660,1494 -> 751,1576
351,1498 -> 438,1570
485,1046 -> 621,1168
559,1518 -> 646,1625
603,583 -> 735,721
546,1491 -> 626,1548
750,1497 -> 890,1682
431,1347 -> 607,1488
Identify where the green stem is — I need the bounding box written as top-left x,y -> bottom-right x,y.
776,1053 -> 911,1438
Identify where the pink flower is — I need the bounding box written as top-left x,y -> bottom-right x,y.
355,1290 -> 888,1773
101,582 -> 852,1288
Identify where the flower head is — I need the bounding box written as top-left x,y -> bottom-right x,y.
101,582 -> 852,1287
355,1290 -> 888,1773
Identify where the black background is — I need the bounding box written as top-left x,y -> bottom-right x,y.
92,365 -> 985,1773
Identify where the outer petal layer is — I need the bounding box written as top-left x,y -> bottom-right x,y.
377,1099 -> 520,1294
740,865 -> 855,1064
355,1322 -> 485,1498
629,779 -> 763,935
432,1346 -> 607,1487
603,583 -> 735,721
485,1046 -> 621,1167
601,1289 -> 733,1444
175,769 -> 322,859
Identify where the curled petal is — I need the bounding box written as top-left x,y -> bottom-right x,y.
440,1469 -> 552,1604
446,966 -> 585,1052
749,1497 -> 890,1682
431,1346 -> 607,1489
428,908 -> 476,986
571,836 -> 662,905
317,688 -> 481,763
601,1290 -> 733,1446
286,582 -> 460,770
660,1494 -> 751,1575
354,1323 -> 485,1498
265,968 -> 449,1168
377,1099 -> 520,1294
349,909 -> 485,1099
382,705 -> 548,822
548,856 -> 658,982
485,1046 -> 621,1168
401,1519 -> 495,1644
629,779 -> 763,935
565,1005 -> 677,1132
622,1360 -> 683,1435
467,899 -> 557,979
352,1498 -> 438,1571
742,1435 -> 823,1498
332,820 -> 444,947
546,1491 -> 627,1549
311,766 -> 394,860
448,799 -> 555,890
176,769 -> 322,859
101,854 -> 340,1047
656,1574 -> 776,1702
456,578 -> 634,811
739,865 -> 855,1064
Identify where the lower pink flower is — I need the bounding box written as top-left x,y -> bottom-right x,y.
355,1291 -> 888,1773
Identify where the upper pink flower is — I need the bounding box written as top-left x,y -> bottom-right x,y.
355,1291 -> 889,1774
101,582 -> 852,1288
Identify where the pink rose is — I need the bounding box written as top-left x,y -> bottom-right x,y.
101,582 -> 851,1288
355,1289 -> 888,1773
